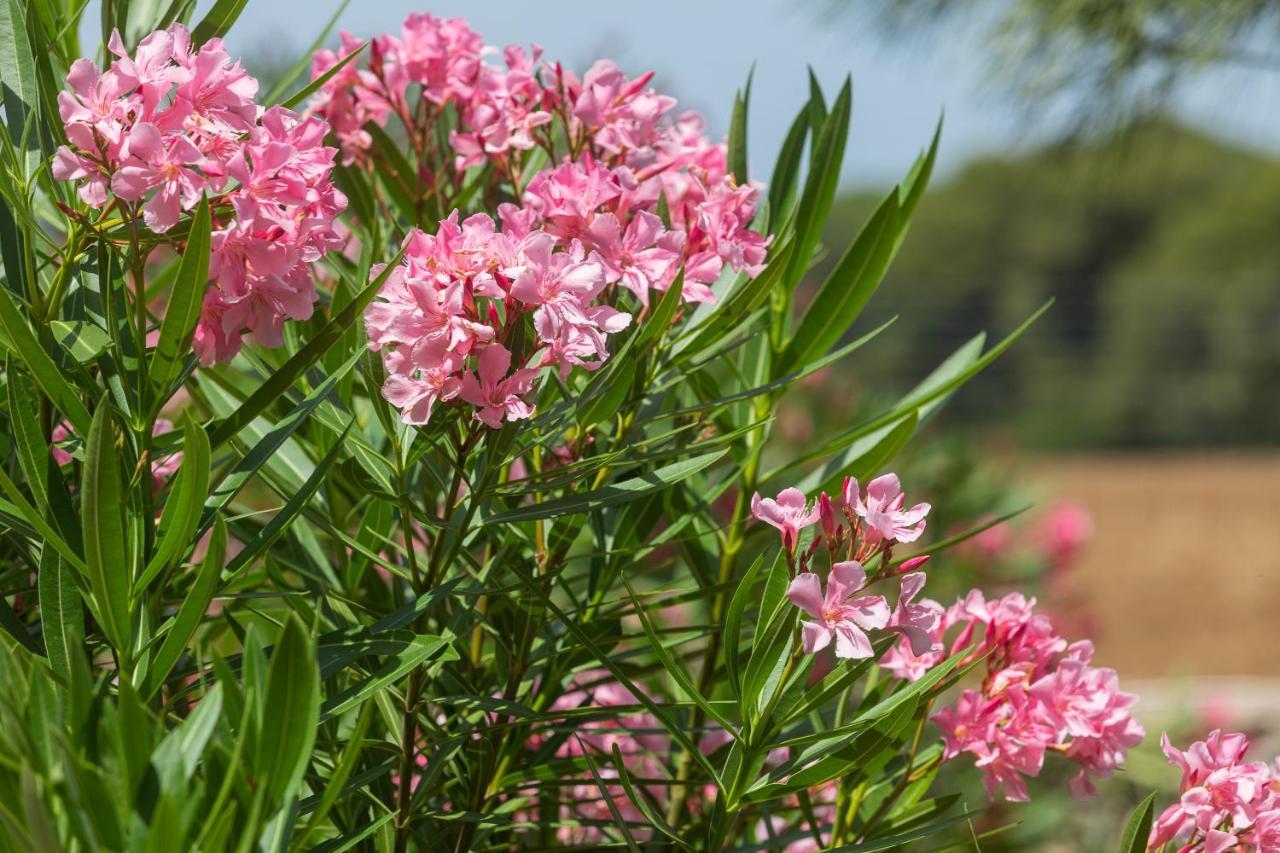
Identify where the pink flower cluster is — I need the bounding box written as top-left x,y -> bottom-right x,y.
750,475 -> 936,662
53,24 -> 346,365
311,12 -> 768,302
365,211 -> 630,427
882,589 -> 1143,802
1151,730 -> 1280,852
536,671 -> 668,845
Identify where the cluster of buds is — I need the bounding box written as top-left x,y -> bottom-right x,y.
752,473 -> 930,571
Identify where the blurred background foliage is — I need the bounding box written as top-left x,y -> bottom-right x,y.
805,116 -> 1280,449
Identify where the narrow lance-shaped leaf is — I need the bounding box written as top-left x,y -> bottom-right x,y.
142,514 -> 226,700
727,67 -> 753,185
150,197 -> 210,401
83,397 -> 132,655
779,189 -> 902,373
39,549 -> 84,683
0,0 -> 40,179
190,0 -> 249,43
257,615 -> 320,804
0,288 -> 92,434
139,411 -> 210,590
482,449 -> 727,524
785,76 -> 851,285
1118,791 -> 1158,853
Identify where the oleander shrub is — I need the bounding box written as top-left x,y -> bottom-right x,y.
0,2 -> 1154,850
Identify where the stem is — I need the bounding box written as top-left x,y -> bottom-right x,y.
393,668 -> 423,853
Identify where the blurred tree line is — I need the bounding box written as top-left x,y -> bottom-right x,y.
818,118 -> 1280,448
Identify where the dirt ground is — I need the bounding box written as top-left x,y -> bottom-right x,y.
1028,453 -> 1280,680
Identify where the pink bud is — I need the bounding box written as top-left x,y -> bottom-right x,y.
896,555 -> 931,574
818,492 -> 836,539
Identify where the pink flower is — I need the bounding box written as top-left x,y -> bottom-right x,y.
750,487 -> 820,552
893,588 -> 1142,803
571,61 -> 675,156
888,572 -> 943,656
510,232 -> 629,373
50,423 -> 74,466
382,359 -> 463,426
107,28 -> 184,113
786,561 -> 890,659
458,344 -> 538,429
539,671 -> 670,845
844,473 -> 930,545
149,419 -> 184,492
49,419 -> 182,495
1150,729 -> 1280,851
111,122 -> 207,231
521,157 -> 622,242
169,34 -> 258,134
1036,500 -> 1093,569
584,211 -> 684,305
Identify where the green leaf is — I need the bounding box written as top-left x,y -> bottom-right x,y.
295,699 -> 374,847
575,357 -> 635,431
768,103 -> 810,220
257,615 -> 320,804
280,38 -> 365,110
637,270 -> 684,346
190,0 -> 248,43
263,0 -> 351,105
0,466 -> 86,573
152,684 -> 223,786
206,244 -> 405,450
792,413 -> 917,497
727,67 -> 753,184
482,449 -> 727,524
610,744 -> 691,849
1117,791 -> 1157,853
319,634 -> 456,722
771,302 -> 1051,480
150,197 -> 210,400
0,0 -> 40,180
82,397 -> 132,654
140,412 -> 210,590
786,76 -> 851,285
199,349 -> 361,539
723,552 -> 766,698
5,369 -> 79,548
780,189 -> 903,373
827,810 -> 979,851
50,320 -> 111,364
142,515 -> 226,700
220,420 -> 351,579
0,287 -> 92,434
38,549 -> 83,683
579,746 -> 642,853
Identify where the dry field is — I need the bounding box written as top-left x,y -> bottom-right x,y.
1029,453 -> 1280,680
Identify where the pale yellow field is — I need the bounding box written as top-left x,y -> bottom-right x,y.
1029,453 -> 1280,679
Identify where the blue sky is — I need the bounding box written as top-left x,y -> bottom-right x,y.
151,1 -> 1280,187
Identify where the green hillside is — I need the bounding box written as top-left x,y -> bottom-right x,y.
820,119 -> 1280,447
